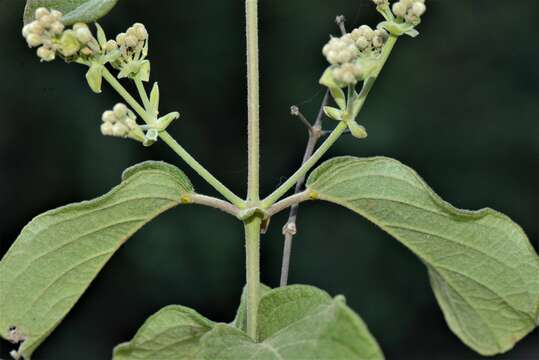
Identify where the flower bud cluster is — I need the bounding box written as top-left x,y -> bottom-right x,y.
392,0 -> 427,24
322,25 -> 388,85
22,8 -> 64,61
108,23 -> 149,70
100,103 -> 144,141
22,8 -> 104,62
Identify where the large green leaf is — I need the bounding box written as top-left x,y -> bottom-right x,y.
198,285 -> 384,360
113,306 -> 214,360
23,0 -> 119,25
306,156 -> 539,355
0,161 -> 193,359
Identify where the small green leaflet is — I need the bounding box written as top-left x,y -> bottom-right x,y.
0,161 -> 193,359
306,156 -> 539,356
23,0 -> 119,25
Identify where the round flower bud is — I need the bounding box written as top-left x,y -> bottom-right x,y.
80,47 -> 93,56
116,33 -> 127,46
124,118 -> 137,130
29,21 -> 44,35
26,34 -> 43,47
392,3 -> 407,18
125,35 -> 138,48
38,14 -> 53,27
112,123 -> 128,137
355,36 -> 369,50
357,25 -> 374,41
22,24 -> 31,38
50,21 -> 65,35
102,110 -> 117,123
50,10 -> 63,20
37,46 -> 55,62
132,23 -> 148,40
412,2 -> 426,17
35,7 -> 49,20
73,23 -> 88,32
372,30 -> 388,48
101,122 -> 114,136
105,39 -> 118,52
76,27 -> 93,44
113,103 -> 128,119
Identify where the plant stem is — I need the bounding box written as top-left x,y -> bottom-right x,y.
102,69 -> 244,207
244,0 -> 262,341
244,216 -> 261,340
246,0 -> 260,202
134,79 -> 151,111
262,121 -> 348,208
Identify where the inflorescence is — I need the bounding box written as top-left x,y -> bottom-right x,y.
22,7 -> 150,79
101,103 -> 145,142
322,0 -> 427,86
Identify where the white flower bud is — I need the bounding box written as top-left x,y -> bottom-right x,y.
50,10 -> 63,20
29,21 -> 44,35
412,2 -> 426,17
105,40 -> 118,52
50,21 -> 65,35
112,123 -> 129,137
125,35 -> 138,48
116,33 -> 127,46
38,14 -> 54,28
355,36 -> 369,50
132,23 -> 148,40
26,34 -> 43,47
35,7 -> 49,20
102,110 -> 117,123
22,24 -> 31,38
76,27 -> 93,44
392,3 -> 407,18
113,103 -> 128,118
80,47 -> 93,56
37,46 -> 55,62
73,23 -> 89,32
357,25 -> 374,41
124,118 -> 137,130
101,122 -> 114,136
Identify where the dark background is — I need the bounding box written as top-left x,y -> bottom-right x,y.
1,0 -> 538,359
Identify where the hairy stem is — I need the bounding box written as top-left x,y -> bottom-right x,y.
244,216 -> 261,340
102,69 -> 244,207
187,194 -> 241,217
246,0 -> 260,202
244,0 -> 262,340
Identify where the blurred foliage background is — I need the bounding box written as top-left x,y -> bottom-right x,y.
1,0 -> 538,359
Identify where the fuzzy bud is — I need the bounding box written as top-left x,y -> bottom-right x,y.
34,7 -> 49,20
112,123 -> 129,137
37,46 -> 55,62
76,27 -> 93,44
50,10 -> 63,20
26,34 -> 43,47
105,40 -> 118,52
102,110 -> 117,123
125,35 -> 138,48
116,33 -> 127,46
113,103 -> 128,118
132,23 -> 148,41
50,21 -> 65,35
333,63 -> 363,85
101,122 -> 114,136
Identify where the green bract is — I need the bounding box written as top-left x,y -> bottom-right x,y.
306,157 -> 539,355
23,0 -> 119,25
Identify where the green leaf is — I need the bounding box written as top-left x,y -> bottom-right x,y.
23,0 -> 119,25
232,283 -> 271,332
113,305 -> 214,360
199,285 -> 384,360
85,62 -> 103,93
0,161 -> 193,359
306,156 -> 539,356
